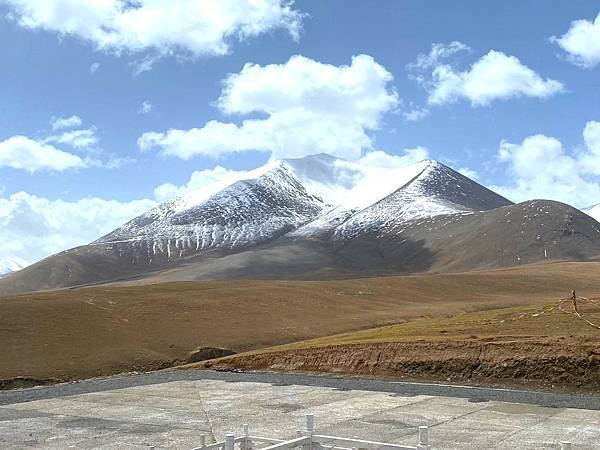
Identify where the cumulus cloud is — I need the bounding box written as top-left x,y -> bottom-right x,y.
493,121 -> 600,208
51,115 -> 82,131
552,12 -> 600,68
0,191 -> 156,265
139,54 -> 399,161
4,0 -> 303,61
428,51 -> 564,106
0,135 -> 88,172
410,44 -> 564,107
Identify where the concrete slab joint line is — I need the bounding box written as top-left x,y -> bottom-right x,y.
195,380 -> 216,442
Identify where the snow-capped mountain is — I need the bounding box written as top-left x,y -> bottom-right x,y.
3,153 -> 600,295
0,257 -> 28,277
94,161 -> 326,259
95,154 -> 510,251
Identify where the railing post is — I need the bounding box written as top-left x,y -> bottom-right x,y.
560,442 -> 572,450
296,430 -> 303,450
417,426 -> 429,449
306,414 -> 315,434
304,414 -> 314,450
225,433 -> 235,450
243,424 -> 252,450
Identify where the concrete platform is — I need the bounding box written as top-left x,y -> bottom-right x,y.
1,376 -> 599,449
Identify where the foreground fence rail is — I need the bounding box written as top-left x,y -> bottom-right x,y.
187,414 -> 574,450
190,414 -> 429,450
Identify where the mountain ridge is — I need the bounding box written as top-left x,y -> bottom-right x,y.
1,153 -> 599,295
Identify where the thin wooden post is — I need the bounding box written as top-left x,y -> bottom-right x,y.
417,426 -> 429,449
225,433 -> 235,450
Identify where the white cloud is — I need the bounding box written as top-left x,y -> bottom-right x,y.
51,115 -> 82,131
427,50 -> 564,106
154,165 -> 256,203
357,147 -> 429,168
0,256 -> 28,275
0,191 -> 156,265
552,12 -> 600,68
138,101 -> 153,114
0,135 -> 88,172
579,120 -> 600,175
139,54 -> 399,161
4,0 -> 303,61
89,62 -> 100,74
409,41 -> 471,70
493,121 -> 600,208
45,127 -> 98,149
457,167 -> 479,181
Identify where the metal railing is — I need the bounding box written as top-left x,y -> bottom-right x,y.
184,414 -> 575,450
189,414 -> 430,450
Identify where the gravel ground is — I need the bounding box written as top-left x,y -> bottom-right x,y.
2,368 -> 599,410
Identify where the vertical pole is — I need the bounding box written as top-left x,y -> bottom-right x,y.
225,433 -> 235,450
561,443 -> 572,450
199,436 -> 206,449
305,414 -> 314,450
305,414 -> 315,433
417,426 -> 429,449
243,424 -> 250,450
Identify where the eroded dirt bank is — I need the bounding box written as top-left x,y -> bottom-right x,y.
202,338 -> 600,391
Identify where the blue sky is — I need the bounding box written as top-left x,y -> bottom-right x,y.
0,0 -> 599,267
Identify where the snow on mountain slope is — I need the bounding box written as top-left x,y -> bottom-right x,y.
287,155 -> 433,236
584,203 -> 600,222
291,158 -> 513,238
94,154 -> 512,257
0,256 -> 28,277
283,153 -> 430,209
94,162 -> 325,258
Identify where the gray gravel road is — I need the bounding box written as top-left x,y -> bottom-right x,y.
1,369 -> 599,410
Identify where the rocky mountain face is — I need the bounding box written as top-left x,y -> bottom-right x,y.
2,154 -> 600,295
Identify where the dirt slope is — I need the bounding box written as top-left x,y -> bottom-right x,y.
2,261 -> 600,386
199,299 -> 600,391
